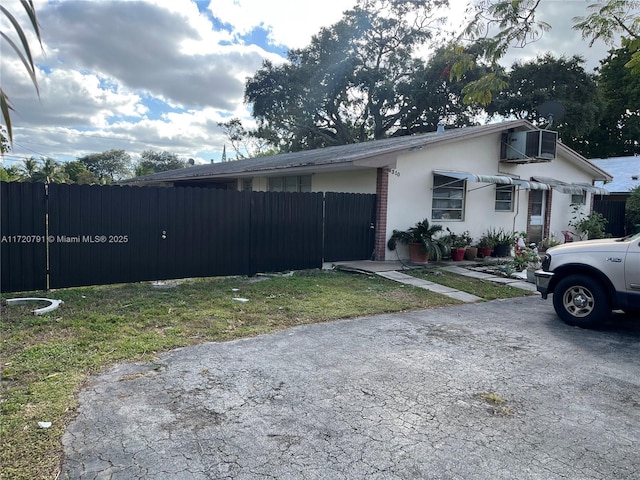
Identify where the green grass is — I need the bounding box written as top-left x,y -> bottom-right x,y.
1,270 -> 459,479
407,268 -> 534,300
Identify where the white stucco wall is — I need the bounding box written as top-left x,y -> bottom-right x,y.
240,170 -> 376,194
311,169 -> 377,193
384,133 -> 599,260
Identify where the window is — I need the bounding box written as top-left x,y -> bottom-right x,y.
268,175 -> 312,192
495,185 -> 515,211
241,178 -> 253,191
571,192 -> 586,205
432,174 -> 465,220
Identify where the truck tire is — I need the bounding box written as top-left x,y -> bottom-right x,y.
552,275 -> 610,327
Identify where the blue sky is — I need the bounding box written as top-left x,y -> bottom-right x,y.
0,0 -> 618,167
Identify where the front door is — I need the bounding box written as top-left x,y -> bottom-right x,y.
528,190 -> 546,245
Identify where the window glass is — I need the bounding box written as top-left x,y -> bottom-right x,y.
432,174 -> 465,220
495,185 -> 514,211
571,193 -> 586,205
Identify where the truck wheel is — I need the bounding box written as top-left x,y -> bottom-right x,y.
552,275 -> 610,327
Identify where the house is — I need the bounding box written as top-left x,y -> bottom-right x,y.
591,156 -> 640,236
124,119 -> 612,261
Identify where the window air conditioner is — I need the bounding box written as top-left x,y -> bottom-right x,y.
502,130 -> 557,163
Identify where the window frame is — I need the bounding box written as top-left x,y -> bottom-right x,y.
431,174 -> 466,221
495,184 -> 515,212
268,175 -> 312,193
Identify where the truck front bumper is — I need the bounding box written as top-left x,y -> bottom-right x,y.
534,270 -> 554,299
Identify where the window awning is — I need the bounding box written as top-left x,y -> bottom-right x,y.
432,171 -> 609,195
532,177 -> 610,195
433,170 -> 548,190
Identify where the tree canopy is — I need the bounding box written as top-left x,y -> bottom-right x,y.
485,54 -> 602,155
584,46 -> 640,157
77,149 -> 132,184
135,150 -> 186,176
245,0 -> 454,151
457,0 -> 640,105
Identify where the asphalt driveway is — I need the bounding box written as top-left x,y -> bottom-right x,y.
62,296 -> 640,479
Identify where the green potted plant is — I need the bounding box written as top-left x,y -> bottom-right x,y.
388,218 -> 447,263
486,228 -> 515,257
476,235 -> 494,258
447,228 -> 472,261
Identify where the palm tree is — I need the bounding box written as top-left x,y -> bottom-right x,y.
19,156 -> 39,182
1,1 -> 43,143
33,157 -> 65,184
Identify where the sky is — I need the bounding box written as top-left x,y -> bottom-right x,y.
0,0 -> 622,168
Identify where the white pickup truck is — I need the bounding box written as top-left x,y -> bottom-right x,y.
535,232 -> 640,327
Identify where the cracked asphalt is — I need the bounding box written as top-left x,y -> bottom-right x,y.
61,296 -> 640,479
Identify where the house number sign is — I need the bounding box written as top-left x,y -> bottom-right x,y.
390,169 -> 400,177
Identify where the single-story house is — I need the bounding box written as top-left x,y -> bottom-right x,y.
124,119 -> 612,261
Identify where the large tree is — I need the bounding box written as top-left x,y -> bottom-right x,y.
486,54 -> 602,155
457,0 -> 640,105
583,46 -> 640,157
245,0 -> 450,151
135,150 -> 186,176
63,160 -> 98,184
78,149 -> 131,183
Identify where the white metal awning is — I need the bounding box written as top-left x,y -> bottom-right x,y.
432,170 -> 610,195
433,170 -> 548,190
532,176 -> 610,195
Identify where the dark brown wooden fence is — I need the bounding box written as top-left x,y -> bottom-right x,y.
1,182 -> 375,292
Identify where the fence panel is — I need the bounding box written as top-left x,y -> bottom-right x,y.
324,192 -> 376,262
594,197 -> 627,238
2,184 -> 375,291
0,182 -> 47,292
47,184 -> 163,288
250,192 -> 324,274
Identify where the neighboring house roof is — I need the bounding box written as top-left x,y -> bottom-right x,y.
123,119 -> 612,185
591,156 -> 640,193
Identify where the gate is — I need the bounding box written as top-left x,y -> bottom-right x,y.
324,192 -> 376,262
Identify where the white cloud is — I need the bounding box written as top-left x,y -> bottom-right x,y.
208,0 -> 358,49
2,0 -> 636,168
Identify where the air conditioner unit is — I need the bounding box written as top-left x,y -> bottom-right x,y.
502,130 -> 557,163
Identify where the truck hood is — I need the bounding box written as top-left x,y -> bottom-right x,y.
547,238 -> 629,255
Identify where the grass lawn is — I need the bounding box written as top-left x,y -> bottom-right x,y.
0,268 -> 529,479
407,267 -> 535,300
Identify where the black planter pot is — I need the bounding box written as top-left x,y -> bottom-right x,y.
493,244 -> 511,257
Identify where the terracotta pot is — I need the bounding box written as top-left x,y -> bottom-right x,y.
451,247 -> 466,261
464,247 -> 478,260
478,247 -> 492,258
408,242 -> 429,264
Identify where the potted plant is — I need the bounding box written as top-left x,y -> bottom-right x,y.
447,228 -> 472,261
487,228 -> 515,257
476,235 -> 494,258
538,237 -> 561,252
388,218 -> 447,264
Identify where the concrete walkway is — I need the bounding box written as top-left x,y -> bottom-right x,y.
333,260 -> 538,303
376,270 -> 483,303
